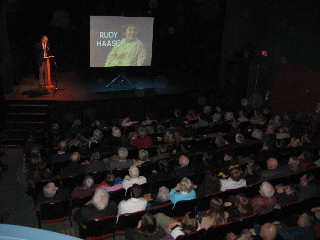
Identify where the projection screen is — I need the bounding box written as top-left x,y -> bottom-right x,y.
90,16 -> 154,67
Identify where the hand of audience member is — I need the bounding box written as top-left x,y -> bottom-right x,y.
173,183 -> 181,190
226,232 -> 238,240
311,207 -> 320,212
137,220 -> 142,228
152,170 -> 158,174
144,193 -> 153,201
193,184 -> 197,189
275,185 -> 285,193
85,201 -> 91,206
224,202 -> 232,207
168,221 -> 181,231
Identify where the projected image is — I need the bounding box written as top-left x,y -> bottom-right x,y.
90,16 -> 154,67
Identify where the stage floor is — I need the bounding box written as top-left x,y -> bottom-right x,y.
4,71 -> 190,102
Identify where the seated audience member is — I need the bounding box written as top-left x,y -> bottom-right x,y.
107,147 -> 134,171
220,168 -> 246,191
287,156 -> 301,172
298,173 -> 320,201
237,109 -> 249,123
259,157 -> 291,181
200,197 -> 229,229
251,128 -> 263,141
71,176 -> 95,199
147,159 -> 171,182
73,188 -> 117,228
200,105 -> 213,123
37,182 -> 69,203
250,181 -> 276,214
130,127 -> 153,149
278,212 -> 316,240
133,149 -> 150,166
255,141 -> 277,162
225,193 -> 253,221
60,152 -> 83,178
49,140 -> 70,165
298,151 -> 315,170
125,212 -> 167,240
235,133 -> 246,144
195,173 -> 221,197
95,173 -> 123,192
122,166 -> 147,191
218,150 -> 239,178
155,212 -> 199,239
224,112 -> 234,124
149,144 -> 171,162
88,129 -> 104,149
273,184 -> 298,206
214,134 -> 229,148
243,163 -> 261,185
81,150 -> 106,174
145,186 -> 171,209
192,114 -> 209,129
227,222 -> 280,240
77,140 -> 91,159
171,155 -> 194,179
118,184 -> 147,216
209,112 -> 223,127
170,177 -> 196,205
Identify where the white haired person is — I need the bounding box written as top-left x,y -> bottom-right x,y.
71,176 -> 95,199
36,182 -> 69,204
250,181 -> 276,214
107,147 -> 134,171
122,166 -> 147,191
73,188 -> 117,230
145,186 -> 171,210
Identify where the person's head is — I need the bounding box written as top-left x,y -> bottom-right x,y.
129,166 -> 140,178
83,176 -> 94,189
203,105 -> 212,114
92,129 -> 103,142
123,24 -> 138,42
43,182 -> 58,198
230,169 -> 243,182
215,135 -> 227,147
298,151 -> 313,163
163,131 -> 175,143
207,197 -> 224,217
251,128 -> 263,140
70,152 -> 80,163
235,133 -> 245,144
267,158 -> 278,170
202,173 -> 221,193
174,108 -> 181,118
156,186 -> 170,202
118,147 -> 128,159
137,127 -> 147,137
72,119 -> 82,129
157,144 -> 167,154
259,223 -> 277,240
266,125 -> 275,134
41,35 -> 48,44
139,212 -> 158,235
91,188 -> 110,210
259,182 -> 275,198
300,173 -> 315,187
79,140 -> 88,150
156,159 -> 169,173
298,212 -> 316,227
288,137 -> 301,147
235,194 -> 253,216
212,112 -> 221,121
179,177 -> 194,193
105,173 -> 115,186
57,141 -> 67,152
179,155 -> 189,168
139,149 -> 149,161
131,184 -> 143,198
112,126 -> 122,137
91,151 -> 101,161
224,112 -> 234,121
288,156 -> 301,172
284,184 -> 298,196
224,150 -> 234,161
180,212 -> 198,235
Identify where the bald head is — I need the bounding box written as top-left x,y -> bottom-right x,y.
179,155 -> 189,168
260,223 -> 277,240
267,158 -> 278,170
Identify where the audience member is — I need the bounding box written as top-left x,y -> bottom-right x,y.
107,147 -> 134,171
220,168 -> 246,191
250,181 -> 276,214
169,177 -> 196,205
118,184 -> 147,216
200,197 -> 228,229
71,176 -> 95,199
171,155 -> 194,179
122,166 -> 147,191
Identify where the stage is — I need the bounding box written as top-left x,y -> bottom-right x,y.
4,69 -> 199,102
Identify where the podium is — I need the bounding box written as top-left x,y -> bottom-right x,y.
44,56 -> 55,88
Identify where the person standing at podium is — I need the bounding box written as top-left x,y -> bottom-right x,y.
34,36 -> 50,87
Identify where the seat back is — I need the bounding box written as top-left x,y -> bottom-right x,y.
171,198 -> 199,219
60,174 -> 86,190
89,170 -> 108,184
112,168 -> 129,179
115,210 -> 146,235
70,194 -> 93,210
176,228 -> 206,240
85,216 -> 117,240
148,202 -> 174,216
109,188 -> 126,204
232,212 -> 258,235
37,199 -> 71,228
202,221 -> 237,240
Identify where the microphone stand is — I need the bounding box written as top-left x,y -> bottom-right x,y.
52,60 -> 64,96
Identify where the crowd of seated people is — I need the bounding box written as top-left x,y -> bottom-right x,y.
23,101 -> 320,238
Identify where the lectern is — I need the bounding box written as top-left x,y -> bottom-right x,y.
44,56 -> 55,88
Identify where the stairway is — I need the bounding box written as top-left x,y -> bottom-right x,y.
1,101 -> 49,146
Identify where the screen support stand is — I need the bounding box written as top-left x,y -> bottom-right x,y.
106,74 -> 136,89
52,62 -> 64,97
